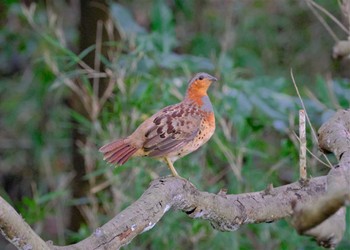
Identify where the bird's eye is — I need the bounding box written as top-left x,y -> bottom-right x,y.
198,75 -> 204,80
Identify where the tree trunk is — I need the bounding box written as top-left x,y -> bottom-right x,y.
69,0 -> 110,231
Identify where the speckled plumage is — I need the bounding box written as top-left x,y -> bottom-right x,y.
99,72 -> 217,177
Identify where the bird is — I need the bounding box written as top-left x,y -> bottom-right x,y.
99,72 -> 217,177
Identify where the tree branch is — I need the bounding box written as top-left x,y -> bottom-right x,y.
1,111 -> 349,249
292,109 -> 350,248
0,196 -> 50,250
1,175 -> 328,250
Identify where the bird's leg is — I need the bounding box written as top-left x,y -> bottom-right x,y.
164,157 -> 180,177
164,158 -> 194,185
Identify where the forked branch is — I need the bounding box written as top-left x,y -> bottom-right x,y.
1,111 -> 349,249
1,175 -> 328,250
292,110 -> 350,248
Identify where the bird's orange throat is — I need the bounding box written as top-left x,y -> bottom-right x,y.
186,80 -> 210,106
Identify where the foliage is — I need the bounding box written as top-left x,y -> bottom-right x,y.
0,0 -> 349,249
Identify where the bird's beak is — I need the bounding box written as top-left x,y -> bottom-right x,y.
210,76 -> 218,82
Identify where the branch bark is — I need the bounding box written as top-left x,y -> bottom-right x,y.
292,109 -> 350,248
1,111 -> 349,249
1,175 -> 328,250
52,175 -> 330,250
0,196 -> 50,250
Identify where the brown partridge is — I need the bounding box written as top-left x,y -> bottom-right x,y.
99,72 -> 217,177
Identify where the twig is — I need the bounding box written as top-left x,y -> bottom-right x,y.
292,130 -> 331,168
299,110 -> 307,180
307,0 -> 349,35
305,0 -> 340,42
290,69 -> 333,168
92,20 -> 103,121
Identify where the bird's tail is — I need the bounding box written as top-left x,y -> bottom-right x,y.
99,139 -> 138,165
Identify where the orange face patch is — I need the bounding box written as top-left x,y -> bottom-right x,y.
186,79 -> 212,105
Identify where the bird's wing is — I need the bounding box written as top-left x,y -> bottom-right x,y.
143,102 -> 201,157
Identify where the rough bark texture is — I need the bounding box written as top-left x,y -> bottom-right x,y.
0,196 -> 50,250
0,110 -> 349,249
292,109 -> 350,248
1,176 -> 327,250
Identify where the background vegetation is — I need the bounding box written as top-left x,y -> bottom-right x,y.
0,0 -> 349,249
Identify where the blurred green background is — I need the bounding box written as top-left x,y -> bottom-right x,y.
0,0 -> 349,249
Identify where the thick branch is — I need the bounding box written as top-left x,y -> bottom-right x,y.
0,196 -> 50,250
333,40 -> 350,59
0,175 -> 328,250
318,109 -> 350,159
47,175 -> 326,250
1,111 -> 349,249
292,186 -> 349,233
292,110 -> 350,248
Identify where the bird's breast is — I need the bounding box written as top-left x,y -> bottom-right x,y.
199,95 -> 213,112
199,111 -> 215,141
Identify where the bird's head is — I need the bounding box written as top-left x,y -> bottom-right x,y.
186,72 -> 217,99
